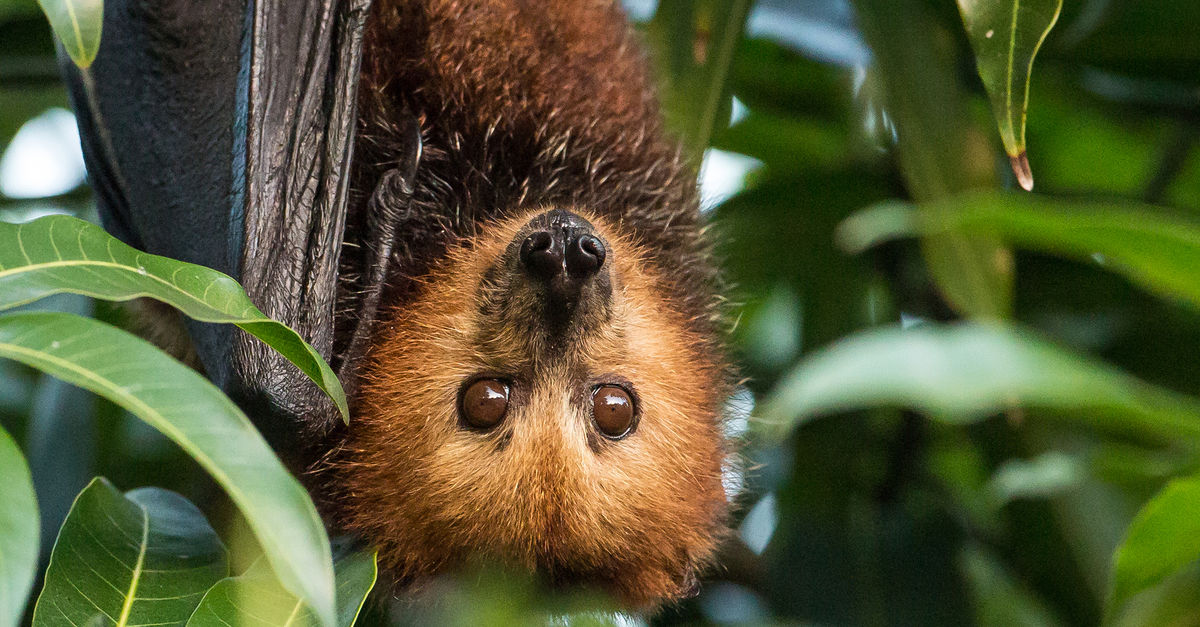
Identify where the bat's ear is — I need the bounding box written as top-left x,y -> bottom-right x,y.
337,109 -> 424,406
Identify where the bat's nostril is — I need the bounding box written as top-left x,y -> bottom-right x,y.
567,234 -> 605,278
520,230 -> 563,279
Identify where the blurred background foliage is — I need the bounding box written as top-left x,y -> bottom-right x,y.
4,0 -> 1200,625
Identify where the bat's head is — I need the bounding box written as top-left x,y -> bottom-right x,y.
332,207 -> 730,607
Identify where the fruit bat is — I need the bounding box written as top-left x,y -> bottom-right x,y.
63,0 -> 732,607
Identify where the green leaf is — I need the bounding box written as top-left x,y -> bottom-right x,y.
32,479 -> 227,626
35,0 -> 102,68
0,312 -> 336,627
756,323 -> 1200,442
1110,475 -> 1200,614
646,0 -> 751,158
0,215 -> 348,422
0,424 -> 37,627
956,0 -> 1063,190
839,194 -> 1200,314
960,544 -> 1058,627
852,0 -> 1013,320
187,548 -> 377,627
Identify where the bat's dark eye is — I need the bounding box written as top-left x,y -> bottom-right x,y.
592,385 -> 636,438
460,379 -> 510,429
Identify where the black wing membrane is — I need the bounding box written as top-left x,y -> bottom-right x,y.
62,0 -> 371,444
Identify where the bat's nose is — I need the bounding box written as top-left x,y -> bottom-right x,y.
520,218 -> 606,282
515,209 -> 612,315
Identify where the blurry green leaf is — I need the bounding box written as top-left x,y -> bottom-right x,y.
921,222 -> 1014,321
1023,79 -> 1164,197
647,0 -> 751,157
32,479 -> 227,626
0,424 -> 37,627
187,548 -> 377,627
1050,2 -> 1200,90
0,88 -> 69,153
35,0 -> 101,68
0,215 -> 348,422
987,451 -> 1082,506
1109,563 -> 1200,627
713,111 -> 847,172
840,194 -> 1200,315
725,37 -> 848,123
716,170 -> 880,359
1110,475 -> 1200,614
0,312 -> 336,627
0,1 -> 41,21
853,0 -> 1012,320
956,0 -> 1062,190
960,544 -> 1060,627
756,323 -> 1200,441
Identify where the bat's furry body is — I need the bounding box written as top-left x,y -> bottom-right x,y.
317,0 -> 734,607
83,0 -> 733,609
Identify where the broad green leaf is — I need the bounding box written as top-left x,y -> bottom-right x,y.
1110,476 -> 1200,614
852,0 -> 1012,320
756,323 -> 1200,442
647,0 -> 751,158
839,194 -> 1200,313
0,312 -> 336,627
0,424 -> 37,627
0,215 -> 348,422
956,0 -> 1063,190
187,548 -> 377,627
960,545 -> 1058,627
32,479 -> 227,626
35,0 -> 102,68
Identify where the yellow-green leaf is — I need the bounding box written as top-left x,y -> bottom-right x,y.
956,0 -> 1063,190
1111,476 -> 1200,615
35,0 -> 103,68
187,548 -> 377,627
0,424 -> 37,627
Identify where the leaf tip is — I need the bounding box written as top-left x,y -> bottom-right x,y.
1010,152 -> 1034,191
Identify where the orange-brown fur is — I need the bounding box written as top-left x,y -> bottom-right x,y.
321,0 -> 733,609
331,210 -> 728,606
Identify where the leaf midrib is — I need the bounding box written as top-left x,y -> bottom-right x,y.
114,507 -> 150,627
1003,0 -> 1019,141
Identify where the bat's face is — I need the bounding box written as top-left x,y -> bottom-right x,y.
333,207 -> 729,606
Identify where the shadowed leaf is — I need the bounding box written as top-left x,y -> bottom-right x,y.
32,479 -> 226,626
853,0 -> 1013,320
